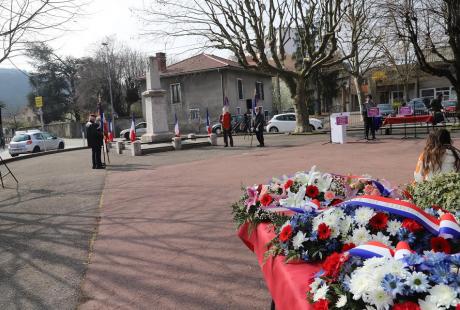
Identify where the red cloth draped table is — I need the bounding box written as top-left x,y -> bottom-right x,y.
382,115 -> 434,126
238,222 -> 320,310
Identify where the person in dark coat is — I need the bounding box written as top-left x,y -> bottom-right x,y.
431,93 -> 445,124
254,106 -> 265,147
362,94 -> 376,140
86,114 -> 104,169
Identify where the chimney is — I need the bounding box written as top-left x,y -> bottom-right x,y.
156,52 -> 167,72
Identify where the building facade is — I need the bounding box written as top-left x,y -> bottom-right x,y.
140,53 -> 273,133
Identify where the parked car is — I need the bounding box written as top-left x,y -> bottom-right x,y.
377,103 -> 394,117
211,115 -> 245,134
266,113 -> 323,133
8,130 -> 65,157
120,122 -> 147,140
442,99 -> 457,112
406,99 -> 429,115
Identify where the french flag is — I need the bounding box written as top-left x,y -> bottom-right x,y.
206,108 -> 211,135
174,113 -> 180,137
130,114 -> 136,142
348,241 -> 394,259
108,119 -> 114,142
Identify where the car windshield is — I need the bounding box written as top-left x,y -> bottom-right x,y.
12,134 -> 31,142
442,101 -> 456,107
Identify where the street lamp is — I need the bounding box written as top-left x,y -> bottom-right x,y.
102,42 -> 116,135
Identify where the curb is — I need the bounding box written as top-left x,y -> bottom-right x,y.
2,146 -> 88,164
141,141 -> 211,155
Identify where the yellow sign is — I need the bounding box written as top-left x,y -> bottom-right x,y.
372,71 -> 387,81
35,96 -> 43,108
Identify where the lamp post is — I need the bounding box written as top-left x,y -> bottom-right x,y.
102,42 -> 116,135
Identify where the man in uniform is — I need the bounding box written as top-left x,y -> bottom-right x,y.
254,106 -> 265,147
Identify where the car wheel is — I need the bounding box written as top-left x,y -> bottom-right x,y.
124,132 -> 130,140
11,154 -> 19,157
33,146 -> 41,153
309,124 -> 315,131
269,127 -> 279,133
58,142 -> 64,149
215,128 -> 222,135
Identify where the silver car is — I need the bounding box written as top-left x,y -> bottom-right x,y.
119,122 -> 147,140
8,130 -> 65,157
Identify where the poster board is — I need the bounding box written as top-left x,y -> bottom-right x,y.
330,112 -> 350,144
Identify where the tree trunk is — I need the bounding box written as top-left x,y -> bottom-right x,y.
294,77 -> 310,133
353,75 -> 364,117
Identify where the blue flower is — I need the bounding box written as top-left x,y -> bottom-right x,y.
326,238 -> 340,252
429,261 -> 452,284
301,250 -> 310,261
397,227 -> 416,244
449,254 -> 460,266
381,274 -> 405,297
403,253 -> 424,266
423,251 -> 448,266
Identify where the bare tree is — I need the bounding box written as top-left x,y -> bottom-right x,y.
0,0 -> 83,65
338,0 -> 385,114
386,0 -> 460,116
137,0 -> 359,132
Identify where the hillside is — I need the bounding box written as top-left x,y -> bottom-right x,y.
0,68 -> 31,111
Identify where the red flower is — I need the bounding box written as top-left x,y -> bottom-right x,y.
431,237 -> 451,254
313,299 -> 329,310
402,219 -> 424,233
284,179 -> 294,190
256,184 -> 263,194
341,243 -> 356,252
259,194 -> 273,207
279,225 -> 293,242
322,252 -> 349,280
393,301 -> 420,310
331,198 -> 343,207
369,212 -> 388,231
317,223 -> 331,240
306,185 -> 320,198
456,304 -> 460,310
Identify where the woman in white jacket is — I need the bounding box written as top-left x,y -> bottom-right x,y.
414,129 -> 460,182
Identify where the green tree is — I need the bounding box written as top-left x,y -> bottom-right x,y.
26,43 -> 81,123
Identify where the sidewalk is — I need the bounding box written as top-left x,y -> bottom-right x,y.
79,135 -> 434,309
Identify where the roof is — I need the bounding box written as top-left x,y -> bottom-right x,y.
139,53 -> 272,79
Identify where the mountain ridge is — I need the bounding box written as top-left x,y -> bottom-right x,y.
0,68 -> 31,112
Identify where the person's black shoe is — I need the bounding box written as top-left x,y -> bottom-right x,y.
372,137 -> 376,140
95,166 -> 105,169
224,145 -> 228,147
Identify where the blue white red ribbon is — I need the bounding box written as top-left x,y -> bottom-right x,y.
349,241 -> 414,260
342,195 -> 460,240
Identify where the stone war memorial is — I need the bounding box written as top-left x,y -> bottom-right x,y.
141,56 -> 173,143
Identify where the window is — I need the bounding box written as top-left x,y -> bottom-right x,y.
33,133 -> 44,140
237,79 -> 244,100
276,115 -> 287,121
136,122 -> 147,129
189,108 -> 200,120
286,114 -> 296,121
420,88 -> 435,99
255,81 -> 264,100
12,134 -> 31,142
435,87 -> 450,100
41,132 -> 53,140
170,83 -> 181,104
264,110 -> 269,120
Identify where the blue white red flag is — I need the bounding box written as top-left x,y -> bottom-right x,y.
174,113 -> 180,137
130,114 -> 136,142
108,118 -> 114,142
206,108 -> 211,135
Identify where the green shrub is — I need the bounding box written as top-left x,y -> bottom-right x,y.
412,172 -> 460,213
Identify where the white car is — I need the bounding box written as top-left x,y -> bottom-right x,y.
120,122 -> 147,140
266,113 -> 323,133
8,130 -> 65,157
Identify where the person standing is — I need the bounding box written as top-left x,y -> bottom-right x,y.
430,93 -> 444,124
362,94 -> 376,140
86,114 -> 104,169
254,106 -> 265,147
220,106 -> 233,147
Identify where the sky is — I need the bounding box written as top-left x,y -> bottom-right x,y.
0,0 -> 229,71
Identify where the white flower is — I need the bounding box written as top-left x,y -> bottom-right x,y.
366,288 -> 393,310
371,232 -> 391,246
340,216 -> 353,236
427,284 -> 457,308
351,226 -> 372,245
279,187 -> 318,212
336,295 -> 347,308
419,298 -> 440,310
309,277 -> 323,293
386,220 -> 402,236
406,272 -> 430,293
313,284 -> 329,302
292,231 -> 307,250
355,207 -> 376,226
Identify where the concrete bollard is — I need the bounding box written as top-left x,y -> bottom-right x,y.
115,141 -> 124,154
209,133 -> 218,146
131,141 -> 142,156
187,133 -> 196,140
172,137 -> 182,150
